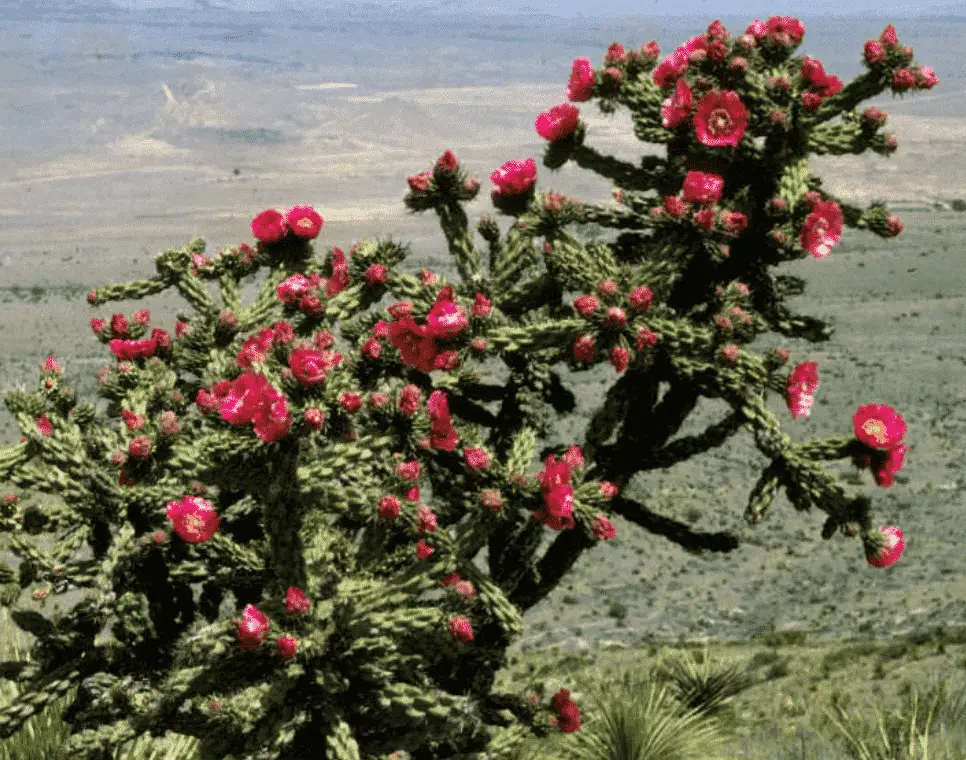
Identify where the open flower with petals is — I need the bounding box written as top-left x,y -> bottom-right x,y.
853,403 -> 906,450
166,495 -> 220,543
661,78 -> 693,128
799,200 -> 843,259
220,372 -> 269,426
535,104 -> 580,141
234,604 -> 270,649
491,158 -> 537,197
866,526 -> 905,568
694,90 -> 748,147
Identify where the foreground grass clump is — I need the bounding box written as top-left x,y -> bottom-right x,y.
494,628 -> 966,760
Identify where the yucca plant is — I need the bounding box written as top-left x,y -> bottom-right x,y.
0,608 -> 200,760
0,606 -> 76,760
499,659 -> 743,760
816,674 -> 966,760
651,643 -> 756,721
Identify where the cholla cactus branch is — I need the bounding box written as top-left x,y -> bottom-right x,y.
571,146 -> 665,192
0,15 -> 931,760
437,200 -> 485,288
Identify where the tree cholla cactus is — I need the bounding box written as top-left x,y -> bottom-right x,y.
0,15 -> 933,760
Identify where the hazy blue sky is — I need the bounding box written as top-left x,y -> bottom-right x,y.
102,0 -> 966,18
382,0 -> 962,16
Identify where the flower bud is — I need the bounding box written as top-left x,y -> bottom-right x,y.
339,392 -> 363,414
304,407 -> 325,430
914,66 -> 939,89
398,384 -> 422,416
480,490 -> 503,512
544,192 -> 565,212
592,515 -> 617,540
298,295 -> 324,317
378,494 -> 401,519
110,314 -> 129,337
635,325 -> 657,350
862,107 -> 887,126
729,56 -> 749,72
597,280 -> 619,297
314,330 -> 336,350
368,392 -> 389,409
892,68 -> 916,91
464,448 -> 492,471
768,109 -> 787,125
708,40 -> 727,61
573,334 -> 597,362
600,481 -> 619,498
408,172 -> 431,193
664,195 -> 687,217
472,292 -> 492,317
768,75 -> 791,92
863,40 -> 885,64
694,208 -> 716,230
357,337 -> 381,362
602,66 -> 622,85
801,92 -> 823,111
129,436 -> 152,459
880,24 -> 899,47
417,506 -> 438,532
604,42 -> 626,63
604,306 -> 627,330
454,580 -> 476,599
574,295 -> 600,316
365,264 -> 388,286
610,346 -> 631,373
723,211 -> 748,234
159,411 -> 180,436
276,635 -> 298,659
627,286 -> 653,311
416,539 -> 434,560
434,149 -> 459,175
395,459 -> 421,481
